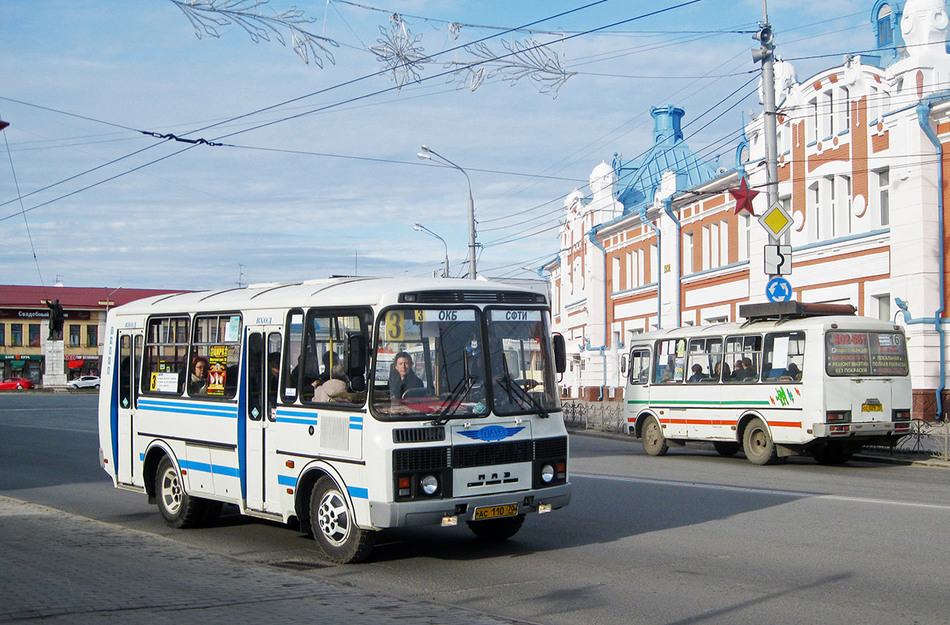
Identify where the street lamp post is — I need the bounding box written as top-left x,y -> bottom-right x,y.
413,223 -> 450,278
417,145 -> 477,279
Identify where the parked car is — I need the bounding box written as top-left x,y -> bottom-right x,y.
67,375 -> 100,389
0,377 -> 35,390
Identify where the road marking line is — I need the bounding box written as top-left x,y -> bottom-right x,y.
572,471 -> 950,511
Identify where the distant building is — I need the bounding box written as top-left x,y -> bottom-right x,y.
0,285 -> 184,385
545,0 -> 950,418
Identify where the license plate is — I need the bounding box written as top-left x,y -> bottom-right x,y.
861,402 -> 883,412
473,503 -> 518,520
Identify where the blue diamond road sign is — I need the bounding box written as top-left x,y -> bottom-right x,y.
766,277 -> 793,303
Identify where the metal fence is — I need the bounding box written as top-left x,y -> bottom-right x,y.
562,400 -> 950,462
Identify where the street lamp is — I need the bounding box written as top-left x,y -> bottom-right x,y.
413,223 -> 450,278
417,145 -> 477,279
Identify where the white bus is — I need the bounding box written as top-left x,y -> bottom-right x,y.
623,302 -> 912,465
97,277 -> 571,562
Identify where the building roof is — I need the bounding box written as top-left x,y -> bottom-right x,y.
0,285 -> 187,310
615,105 -> 718,214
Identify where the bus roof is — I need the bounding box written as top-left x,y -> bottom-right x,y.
107,277 -> 548,316
629,313 -> 902,344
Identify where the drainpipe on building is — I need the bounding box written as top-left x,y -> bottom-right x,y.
587,230 -> 609,400
915,98 -> 947,420
663,197 -> 682,326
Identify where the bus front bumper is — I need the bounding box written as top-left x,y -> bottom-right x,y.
368,483 -> 572,529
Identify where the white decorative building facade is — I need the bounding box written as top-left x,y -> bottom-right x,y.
546,0 -> 950,418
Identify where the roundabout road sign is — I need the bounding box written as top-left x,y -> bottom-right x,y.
766,277 -> 793,303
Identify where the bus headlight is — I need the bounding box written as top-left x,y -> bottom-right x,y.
540,464 -> 555,483
420,474 -> 439,495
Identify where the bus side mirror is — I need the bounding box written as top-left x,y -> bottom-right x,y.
553,333 -> 566,374
346,334 -> 367,376
620,353 -> 629,376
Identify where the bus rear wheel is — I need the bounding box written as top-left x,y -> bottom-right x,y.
309,477 -> 376,564
155,456 -> 209,528
713,441 -> 740,457
742,418 -> 780,465
641,415 -> 669,456
467,514 -> 525,541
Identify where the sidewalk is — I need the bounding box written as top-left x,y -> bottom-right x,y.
0,496 -> 522,625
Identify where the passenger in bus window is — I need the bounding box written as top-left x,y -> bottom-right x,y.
714,361 -> 730,381
189,357 -> 208,395
389,351 -> 424,398
785,362 -> 801,381
687,364 -> 705,383
736,357 -> 756,381
313,363 -> 347,402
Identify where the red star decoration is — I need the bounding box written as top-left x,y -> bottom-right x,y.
730,178 -> 759,216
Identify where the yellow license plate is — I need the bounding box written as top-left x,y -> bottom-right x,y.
473,504 -> 518,520
862,403 -> 883,412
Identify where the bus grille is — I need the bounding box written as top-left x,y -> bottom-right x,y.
394,447 -> 449,472
393,427 -> 446,443
453,440 -> 533,468
393,436 -> 567,471
534,436 -> 567,459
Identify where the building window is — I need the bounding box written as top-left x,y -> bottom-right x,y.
822,90 -> 834,138
874,294 -> 891,322
87,325 -> 98,348
808,182 -> 820,241
877,5 -> 893,47
738,214 -> 751,260
826,175 -> 837,237
719,220 -> 729,266
683,231 -> 694,274
839,87 -> 850,132
877,168 -> 890,226
11,323 -> 22,347
650,244 -> 658,283
0,323 -> 5,347
612,256 -> 621,291
28,324 -> 40,347
69,324 -> 81,347
809,98 -> 818,143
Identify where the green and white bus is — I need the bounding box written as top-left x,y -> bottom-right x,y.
623,302 -> 912,465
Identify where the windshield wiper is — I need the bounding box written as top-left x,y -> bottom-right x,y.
433,374 -> 477,426
498,374 -> 549,419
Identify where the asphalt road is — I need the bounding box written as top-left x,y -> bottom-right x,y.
2,393 -> 949,625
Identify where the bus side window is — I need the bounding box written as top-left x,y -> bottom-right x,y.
281,310 -> 305,404
686,338 -> 722,383
763,331 -> 805,382
724,335 -> 762,383
629,349 -> 650,385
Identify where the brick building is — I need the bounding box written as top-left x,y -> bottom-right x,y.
545,0 -> 950,418
0,285 -> 183,385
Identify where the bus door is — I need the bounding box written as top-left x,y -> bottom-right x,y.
244,327 -> 282,512
626,347 -> 651,427
115,331 -> 143,486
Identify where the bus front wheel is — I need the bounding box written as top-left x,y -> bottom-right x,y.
742,418 -> 779,465
156,456 -> 209,528
309,477 -> 376,564
641,416 -> 669,456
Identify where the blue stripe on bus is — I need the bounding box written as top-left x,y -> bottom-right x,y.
138,400 -> 238,419
347,486 -> 368,499
179,459 -> 240,477
275,408 -> 318,426
349,416 -> 363,431
278,474 -> 297,487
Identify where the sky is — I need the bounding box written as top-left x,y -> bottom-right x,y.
0,0 -> 873,291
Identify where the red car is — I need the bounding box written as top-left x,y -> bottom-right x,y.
0,377 -> 35,390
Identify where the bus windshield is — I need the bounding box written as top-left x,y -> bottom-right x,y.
371,307 -> 558,420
